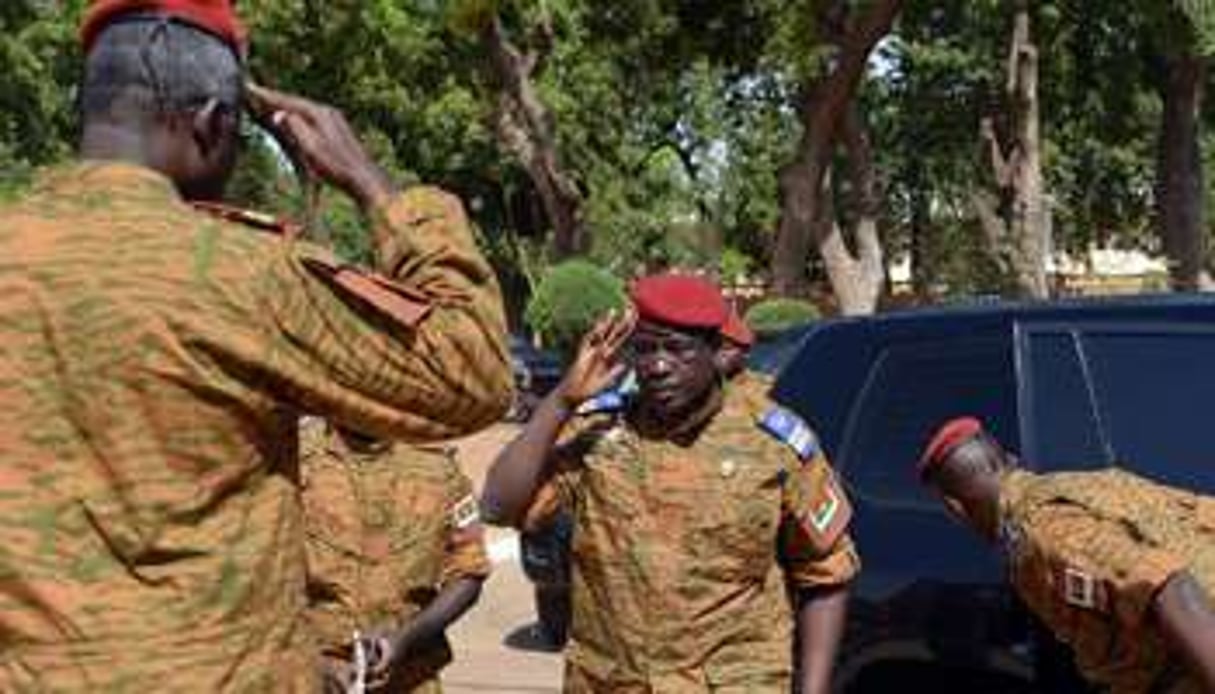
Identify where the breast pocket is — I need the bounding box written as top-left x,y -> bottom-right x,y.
689,462 -> 783,582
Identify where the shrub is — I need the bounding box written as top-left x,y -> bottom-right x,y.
525,260 -> 628,358
744,298 -> 820,336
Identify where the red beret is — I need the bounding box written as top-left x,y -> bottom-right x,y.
721,309 -> 755,347
82,0 -> 246,54
630,274 -> 728,331
917,417 -> 984,481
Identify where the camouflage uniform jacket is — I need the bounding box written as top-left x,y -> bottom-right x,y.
0,162 -> 510,692
1001,468 -> 1215,693
524,380 -> 860,693
301,419 -> 490,694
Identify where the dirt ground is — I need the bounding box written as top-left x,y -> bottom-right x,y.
443,425 -> 563,693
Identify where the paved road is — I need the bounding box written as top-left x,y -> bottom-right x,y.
443,425 -> 563,693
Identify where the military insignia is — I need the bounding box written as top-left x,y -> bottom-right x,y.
796,467 -> 853,554
575,372 -> 637,416
451,495 -> 480,529
758,406 -> 820,461
1061,567 -> 1106,610
575,389 -> 627,416
809,485 -> 840,532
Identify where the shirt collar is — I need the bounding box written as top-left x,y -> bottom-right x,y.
39,160 -> 182,205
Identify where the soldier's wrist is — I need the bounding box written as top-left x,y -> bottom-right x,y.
546,387 -> 577,420
349,167 -> 396,211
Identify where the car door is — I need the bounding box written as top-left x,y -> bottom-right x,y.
832,335 -> 1028,669
1016,321 -> 1215,493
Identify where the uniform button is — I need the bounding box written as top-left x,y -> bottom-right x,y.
720,459 -> 738,478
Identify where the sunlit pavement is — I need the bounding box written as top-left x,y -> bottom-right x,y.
444,425 -> 563,693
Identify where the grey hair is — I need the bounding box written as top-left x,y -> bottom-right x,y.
81,15 -> 243,122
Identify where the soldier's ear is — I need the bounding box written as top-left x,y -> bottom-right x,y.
712,348 -> 730,376
191,98 -> 231,156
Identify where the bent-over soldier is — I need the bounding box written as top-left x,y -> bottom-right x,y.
918,417 -> 1215,693
0,2 -> 510,690
300,418 -> 490,693
483,275 -> 859,694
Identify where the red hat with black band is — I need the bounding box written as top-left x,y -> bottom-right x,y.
630,274 -> 729,332
81,0 -> 247,55
917,417 -> 985,481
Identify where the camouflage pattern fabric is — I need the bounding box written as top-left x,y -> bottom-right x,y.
0,162 -> 510,692
728,370 -> 774,402
523,380 -> 860,693
1001,468 -> 1215,694
301,419 -> 490,694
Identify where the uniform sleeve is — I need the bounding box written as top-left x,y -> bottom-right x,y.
257,187 -> 512,442
1023,503 -> 1187,633
520,440 -> 587,533
440,461 -> 492,585
779,452 -> 861,589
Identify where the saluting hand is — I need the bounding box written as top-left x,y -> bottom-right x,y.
246,83 -> 395,211
555,309 -> 636,409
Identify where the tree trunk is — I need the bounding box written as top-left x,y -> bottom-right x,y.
817,108 -> 885,315
1157,51 -> 1213,291
483,16 -> 587,258
972,0 -> 1050,300
1007,3 -> 1050,298
771,0 -> 904,298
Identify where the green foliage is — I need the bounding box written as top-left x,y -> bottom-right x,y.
0,1 -> 83,196
744,298 -> 819,336
524,259 -> 627,355
1174,0 -> 1215,52
1,0 -> 1212,308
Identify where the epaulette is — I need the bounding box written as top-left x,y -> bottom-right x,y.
758,405 -> 820,461
574,371 -> 637,416
191,201 -> 302,239
575,389 -> 627,416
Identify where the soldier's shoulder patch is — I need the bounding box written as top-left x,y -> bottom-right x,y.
1059,565 -> 1110,612
191,201 -> 303,238
451,494 -> 481,529
575,389 -> 627,416
793,463 -> 853,553
574,372 -> 637,417
758,405 -> 820,461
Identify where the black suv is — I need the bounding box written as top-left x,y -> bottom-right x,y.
773,294 -> 1215,691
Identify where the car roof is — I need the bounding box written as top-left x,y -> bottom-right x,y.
772,292 -> 1215,465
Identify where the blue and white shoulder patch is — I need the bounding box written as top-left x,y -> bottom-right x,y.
575,389 -> 627,416
758,406 -> 820,461
574,372 -> 637,416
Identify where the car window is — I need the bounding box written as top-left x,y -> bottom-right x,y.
1078,328 -> 1215,494
839,337 -> 1018,508
1018,329 -> 1110,470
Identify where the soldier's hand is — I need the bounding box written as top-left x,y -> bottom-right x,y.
246,83 -> 395,210
555,309 -> 636,409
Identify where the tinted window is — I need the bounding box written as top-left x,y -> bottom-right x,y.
841,338 -> 1018,507
1079,329 -> 1215,494
1019,330 -> 1110,470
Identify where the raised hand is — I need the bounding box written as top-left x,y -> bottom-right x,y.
246,82 -> 395,210
554,309 -> 636,409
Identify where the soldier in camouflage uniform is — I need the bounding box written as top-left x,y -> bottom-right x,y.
918,418 -> 1215,693
0,2 -> 510,691
484,275 -> 860,694
299,418 -> 490,693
